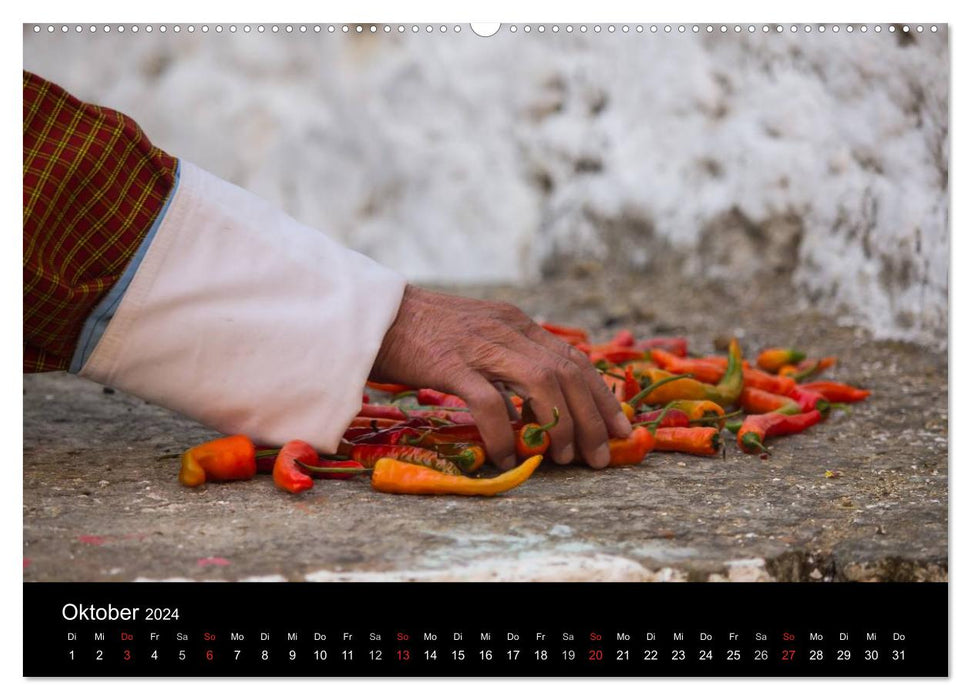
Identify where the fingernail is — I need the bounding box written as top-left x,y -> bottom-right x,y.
611,412 -> 633,437
590,443 -> 611,469
499,455 -> 517,471
553,444 -> 575,465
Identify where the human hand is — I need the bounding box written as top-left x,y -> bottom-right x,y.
370,285 -> 632,470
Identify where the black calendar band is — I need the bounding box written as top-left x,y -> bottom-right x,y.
24,582 -> 947,677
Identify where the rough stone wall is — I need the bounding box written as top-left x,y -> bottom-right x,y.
24,25 -> 948,345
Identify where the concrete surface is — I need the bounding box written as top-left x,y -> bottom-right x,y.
22,274 -> 947,582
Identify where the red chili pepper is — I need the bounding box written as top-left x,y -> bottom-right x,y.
409,408 -> 478,424
623,365 -> 641,402
515,408 -> 560,459
798,381 -> 869,402
422,424 -> 488,443
737,410 -> 822,454
610,329 -> 636,347
635,336 -> 689,357
416,388 -> 468,408
787,386 -> 831,415
739,387 -> 801,415
588,346 -> 646,364
602,371 -> 628,402
366,381 -> 414,394
540,321 -> 589,344
358,403 -> 409,420
631,408 -> 691,429
347,417 -> 405,431
349,444 -> 462,475
606,426 -> 656,466
272,440 -> 317,494
254,444 -> 279,474
653,427 -> 722,457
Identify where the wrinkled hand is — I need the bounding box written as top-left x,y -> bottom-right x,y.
370,285 -> 632,470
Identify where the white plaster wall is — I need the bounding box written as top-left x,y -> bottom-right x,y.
24,25 -> 948,345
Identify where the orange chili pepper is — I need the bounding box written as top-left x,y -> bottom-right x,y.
640,369 -> 715,404
739,387 -> 801,415
179,435 -> 256,487
641,338 -> 743,408
701,356 -> 796,395
601,371 -> 627,402
653,427 -> 722,456
606,426 -> 656,466
515,408 -> 560,459
779,357 -> 837,381
371,455 -> 543,496
665,400 -> 725,422
756,347 -> 806,373
650,349 -> 724,384
621,359 -> 658,377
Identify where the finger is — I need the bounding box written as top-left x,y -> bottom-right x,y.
527,325 -> 632,438
514,338 -> 612,468
466,340 -> 578,467
447,371 -> 517,471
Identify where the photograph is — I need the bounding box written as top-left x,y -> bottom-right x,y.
23,22 -> 947,595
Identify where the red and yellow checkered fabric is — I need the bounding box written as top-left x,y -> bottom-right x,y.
23,70 -> 178,372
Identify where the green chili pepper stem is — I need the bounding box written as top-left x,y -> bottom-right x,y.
295,459 -> 372,475
741,433 -> 768,454
392,390 -> 417,401
255,449 -> 279,459
725,420 -> 743,434
536,407 -> 560,433
829,402 -> 852,414
599,370 -> 628,381
522,407 -> 561,446
627,374 -> 694,409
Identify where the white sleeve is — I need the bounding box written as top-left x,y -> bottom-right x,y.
79,160 -> 407,453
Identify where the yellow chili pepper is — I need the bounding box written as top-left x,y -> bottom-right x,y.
371,455 -> 542,496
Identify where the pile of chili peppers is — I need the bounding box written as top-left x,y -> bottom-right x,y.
177,322 -> 870,497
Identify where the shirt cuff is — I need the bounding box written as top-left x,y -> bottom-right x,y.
77,160 -> 407,453
69,162 -> 182,374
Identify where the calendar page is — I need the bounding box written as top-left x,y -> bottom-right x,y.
22,19 -> 948,678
